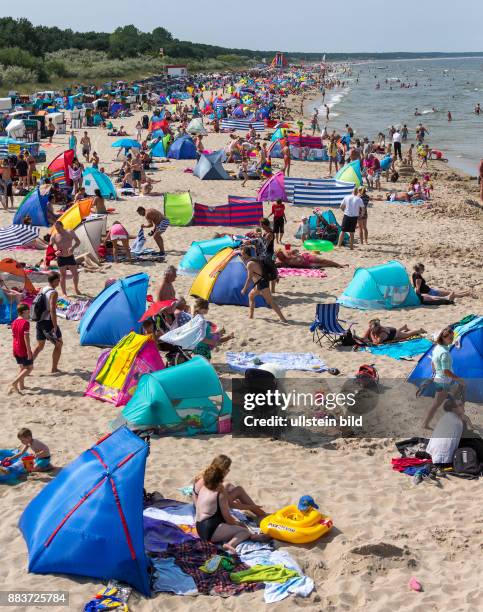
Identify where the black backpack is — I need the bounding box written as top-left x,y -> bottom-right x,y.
258,255 -> 278,282
453,447 -> 481,479
31,288 -> 51,322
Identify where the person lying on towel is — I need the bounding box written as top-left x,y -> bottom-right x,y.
276,248 -> 347,269
362,319 -> 427,345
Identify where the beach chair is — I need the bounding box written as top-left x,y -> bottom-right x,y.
310,303 -> 351,348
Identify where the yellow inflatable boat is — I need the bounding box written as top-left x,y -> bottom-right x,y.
260,505 -> 333,544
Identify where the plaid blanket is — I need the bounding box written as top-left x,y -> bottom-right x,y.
161,540 -> 263,596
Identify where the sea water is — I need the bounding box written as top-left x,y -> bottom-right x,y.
315,57 -> 483,176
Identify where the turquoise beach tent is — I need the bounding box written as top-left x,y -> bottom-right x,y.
334,160 -> 362,186
338,261 -> 420,310
78,273 -> 148,347
150,135 -> 171,158
115,356 -> 232,435
19,427 -> 150,595
83,167 -> 117,200
179,235 -> 242,274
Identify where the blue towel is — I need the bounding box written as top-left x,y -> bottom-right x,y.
362,338 -> 433,360
387,199 -> 425,205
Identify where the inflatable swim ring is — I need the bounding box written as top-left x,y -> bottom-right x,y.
303,239 -> 334,252
260,505 -> 333,544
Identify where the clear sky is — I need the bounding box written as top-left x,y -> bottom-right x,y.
7,0 -> 483,53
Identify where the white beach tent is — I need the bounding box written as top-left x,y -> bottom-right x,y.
187,117 -> 207,135
73,216 -> 105,263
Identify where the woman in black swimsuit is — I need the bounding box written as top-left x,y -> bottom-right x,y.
412,263 -> 472,301
193,454 -> 266,517
195,465 -> 267,554
363,319 -> 427,345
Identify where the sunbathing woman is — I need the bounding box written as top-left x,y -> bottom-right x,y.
276,247 -> 348,268
412,263 -> 473,301
193,454 -> 266,518
362,319 -> 427,345
195,464 -> 268,554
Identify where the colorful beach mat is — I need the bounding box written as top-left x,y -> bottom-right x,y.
277,268 -> 328,278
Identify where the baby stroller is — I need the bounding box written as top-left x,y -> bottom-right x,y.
157,313 -> 210,367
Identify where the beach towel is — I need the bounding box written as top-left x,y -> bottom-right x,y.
160,540 -> 262,596
226,352 -> 327,373
277,268 -> 328,278
65,298 -> 91,321
236,540 -> 314,603
152,557 -> 198,595
361,338 -> 433,360
144,516 -> 196,554
131,227 -> 146,254
160,314 -> 207,350
387,199 -> 425,205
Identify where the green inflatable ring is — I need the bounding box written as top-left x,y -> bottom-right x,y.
303,239 -> 334,252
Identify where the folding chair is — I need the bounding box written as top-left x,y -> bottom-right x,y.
310,303 -> 351,348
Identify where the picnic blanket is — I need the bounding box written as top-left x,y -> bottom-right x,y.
277,268 -> 327,278
361,338 -> 433,360
56,298 -> 91,321
226,351 -> 327,373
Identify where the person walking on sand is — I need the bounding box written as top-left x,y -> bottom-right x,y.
392,128 -> 402,161
421,327 -> 465,430
282,139 -> 291,176
479,158 -> 483,202
80,131 -> 91,162
9,304 -> 34,395
50,220 -> 81,296
268,198 -> 287,244
240,246 -> 287,323
32,272 -> 63,374
69,130 -> 77,153
137,206 -> 169,256
338,187 -> 364,250
47,118 -> 56,143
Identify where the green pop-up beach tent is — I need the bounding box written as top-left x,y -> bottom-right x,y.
163,191 -> 194,226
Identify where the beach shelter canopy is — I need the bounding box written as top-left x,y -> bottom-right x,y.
187,117 -> 207,135
257,171 -> 288,202
79,273 -> 148,347
163,192 -> 193,226
111,138 -> 141,149
19,426 -> 150,595
0,258 -> 36,293
167,135 -> 197,160
193,150 -> 230,180
83,167 -> 117,200
179,235 -> 241,274
48,149 -> 75,190
55,198 -> 93,232
114,356 -> 231,435
13,186 -> 51,227
190,247 -> 267,307
407,318 -> 483,403
5,118 -> 25,139
150,135 -> 171,158
334,160 -> 363,187
0,225 -> 39,251
85,332 -> 165,407
73,215 -> 105,262
338,261 -> 420,310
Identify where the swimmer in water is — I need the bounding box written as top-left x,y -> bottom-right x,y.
414,108 -> 421,116
447,111 -> 452,122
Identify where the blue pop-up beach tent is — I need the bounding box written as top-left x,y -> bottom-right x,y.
167,135 -> 197,160
79,273 -> 148,347
338,261 -> 420,310
19,427 -> 150,595
13,188 -> 50,226
408,321 -> 483,403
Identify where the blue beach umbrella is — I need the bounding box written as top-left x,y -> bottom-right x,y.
111,138 -> 141,149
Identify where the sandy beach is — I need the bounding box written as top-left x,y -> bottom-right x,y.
0,89 -> 482,612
